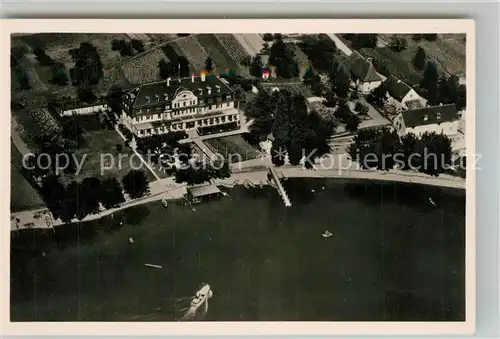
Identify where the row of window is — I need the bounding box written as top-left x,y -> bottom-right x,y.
134,102 -> 233,122
137,115 -> 238,135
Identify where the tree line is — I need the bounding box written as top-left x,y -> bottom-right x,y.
39,169 -> 150,223
348,128 -> 453,177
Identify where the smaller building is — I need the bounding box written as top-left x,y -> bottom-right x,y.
186,184 -> 223,202
343,51 -> 384,94
59,99 -> 108,117
393,103 -> 460,137
385,75 -> 427,111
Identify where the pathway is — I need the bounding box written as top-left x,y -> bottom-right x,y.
114,125 -> 161,181
10,116 -> 32,156
326,34 -> 353,56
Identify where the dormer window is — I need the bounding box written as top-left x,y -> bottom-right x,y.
198,88 -> 203,96
215,85 -> 221,92
155,94 -> 160,102
145,96 -> 150,103
423,114 -> 428,121
206,86 -> 212,95
164,93 -> 168,100
436,112 -> 441,120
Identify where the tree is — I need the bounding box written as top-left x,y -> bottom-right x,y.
39,175 -> 66,220
273,33 -> 283,40
298,34 -> 338,72
420,62 -> 439,104
77,87 -> 97,103
76,177 -> 101,219
416,132 -> 452,176
263,33 -> 274,42
334,100 -> 352,121
107,85 -> 124,117
423,34 -> 438,41
389,37 -> 408,52
241,56 -> 252,67
122,170 -> 150,199
324,90 -> 337,108
351,34 -> 378,49
131,39 -> 145,53
174,160 -> 231,185
205,57 -> 214,72
354,102 -> 369,115
99,177 -> 126,209
33,46 -> 54,66
269,39 -> 299,79
250,55 -> 263,78
302,67 -> 323,96
333,66 -> 350,99
367,83 -> 388,106
69,42 -> 104,87
344,113 -> 361,132
50,62 -> 68,86
348,127 -> 400,170
158,59 -> 171,79
413,46 -> 427,70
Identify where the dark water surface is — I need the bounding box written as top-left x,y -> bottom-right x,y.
10,179 -> 466,321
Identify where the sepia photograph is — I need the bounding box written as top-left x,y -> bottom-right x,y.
4,19 -> 475,335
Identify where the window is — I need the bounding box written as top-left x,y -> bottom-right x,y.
221,116 -> 226,123
228,115 -> 233,121
208,98 -> 213,104
183,102 -> 186,107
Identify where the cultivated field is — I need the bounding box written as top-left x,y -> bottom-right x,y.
377,34 -> 466,76
204,135 -> 261,162
121,47 -> 169,84
11,33 -> 134,97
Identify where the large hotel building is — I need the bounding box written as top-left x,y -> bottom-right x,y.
120,73 -> 239,137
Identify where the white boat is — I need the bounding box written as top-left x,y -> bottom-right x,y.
190,284 -> 212,308
428,197 -> 436,207
161,199 -> 168,208
322,230 -> 333,238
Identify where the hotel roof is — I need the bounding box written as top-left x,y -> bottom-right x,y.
402,104 -> 459,128
129,74 -> 233,108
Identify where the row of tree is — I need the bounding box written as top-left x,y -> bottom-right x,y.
111,38 -> 145,56
39,169 -> 150,223
420,62 -> 466,110
348,128 -> 453,177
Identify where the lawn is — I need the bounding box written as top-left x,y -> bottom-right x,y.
10,142 -> 45,212
60,128 -> 157,185
261,83 -> 313,98
204,135 -> 261,163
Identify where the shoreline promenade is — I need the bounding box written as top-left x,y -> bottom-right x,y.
11,164 -> 465,232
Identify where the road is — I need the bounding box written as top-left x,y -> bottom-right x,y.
326,33 -> 353,56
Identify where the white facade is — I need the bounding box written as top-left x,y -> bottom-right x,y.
393,113 -> 459,138
387,89 -> 427,111
122,89 -> 239,138
61,104 -> 108,116
354,79 -> 382,94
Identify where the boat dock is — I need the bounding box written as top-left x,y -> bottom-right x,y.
268,166 -> 292,207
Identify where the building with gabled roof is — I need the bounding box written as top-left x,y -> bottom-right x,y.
343,51 -> 384,94
120,73 -> 239,137
385,75 -> 426,111
393,103 -> 460,137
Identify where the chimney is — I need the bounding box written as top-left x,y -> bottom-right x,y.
216,85 -> 221,92
145,96 -> 150,103
155,94 -> 160,102
206,86 -> 212,95
167,77 -> 171,86
423,114 -> 428,121
201,72 -> 206,82
191,73 -> 195,83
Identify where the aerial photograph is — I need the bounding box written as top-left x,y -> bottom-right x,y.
10,32 -> 467,322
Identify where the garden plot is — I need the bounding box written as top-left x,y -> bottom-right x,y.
121,47 -> 169,84
195,34 -> 238,70
204,135 -> 261,163
215,34 -> 251,64
174,35 -> 209,71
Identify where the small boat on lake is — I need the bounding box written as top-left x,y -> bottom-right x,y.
191,283 -> 213,308
161,199 -> 168,208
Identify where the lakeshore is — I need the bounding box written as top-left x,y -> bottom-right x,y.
10,178 -> 466,321
10,165 -> 465,232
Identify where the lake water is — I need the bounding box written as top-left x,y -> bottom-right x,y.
10,178 -> 466,321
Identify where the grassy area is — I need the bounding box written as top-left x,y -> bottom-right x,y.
338,34 -> 465,86
10,142 -> 45,212
60,129 -> 157,185
204,135 -> 261,162
11,33 -> 133,99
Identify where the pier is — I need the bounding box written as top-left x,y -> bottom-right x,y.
268,166 -> 292,207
